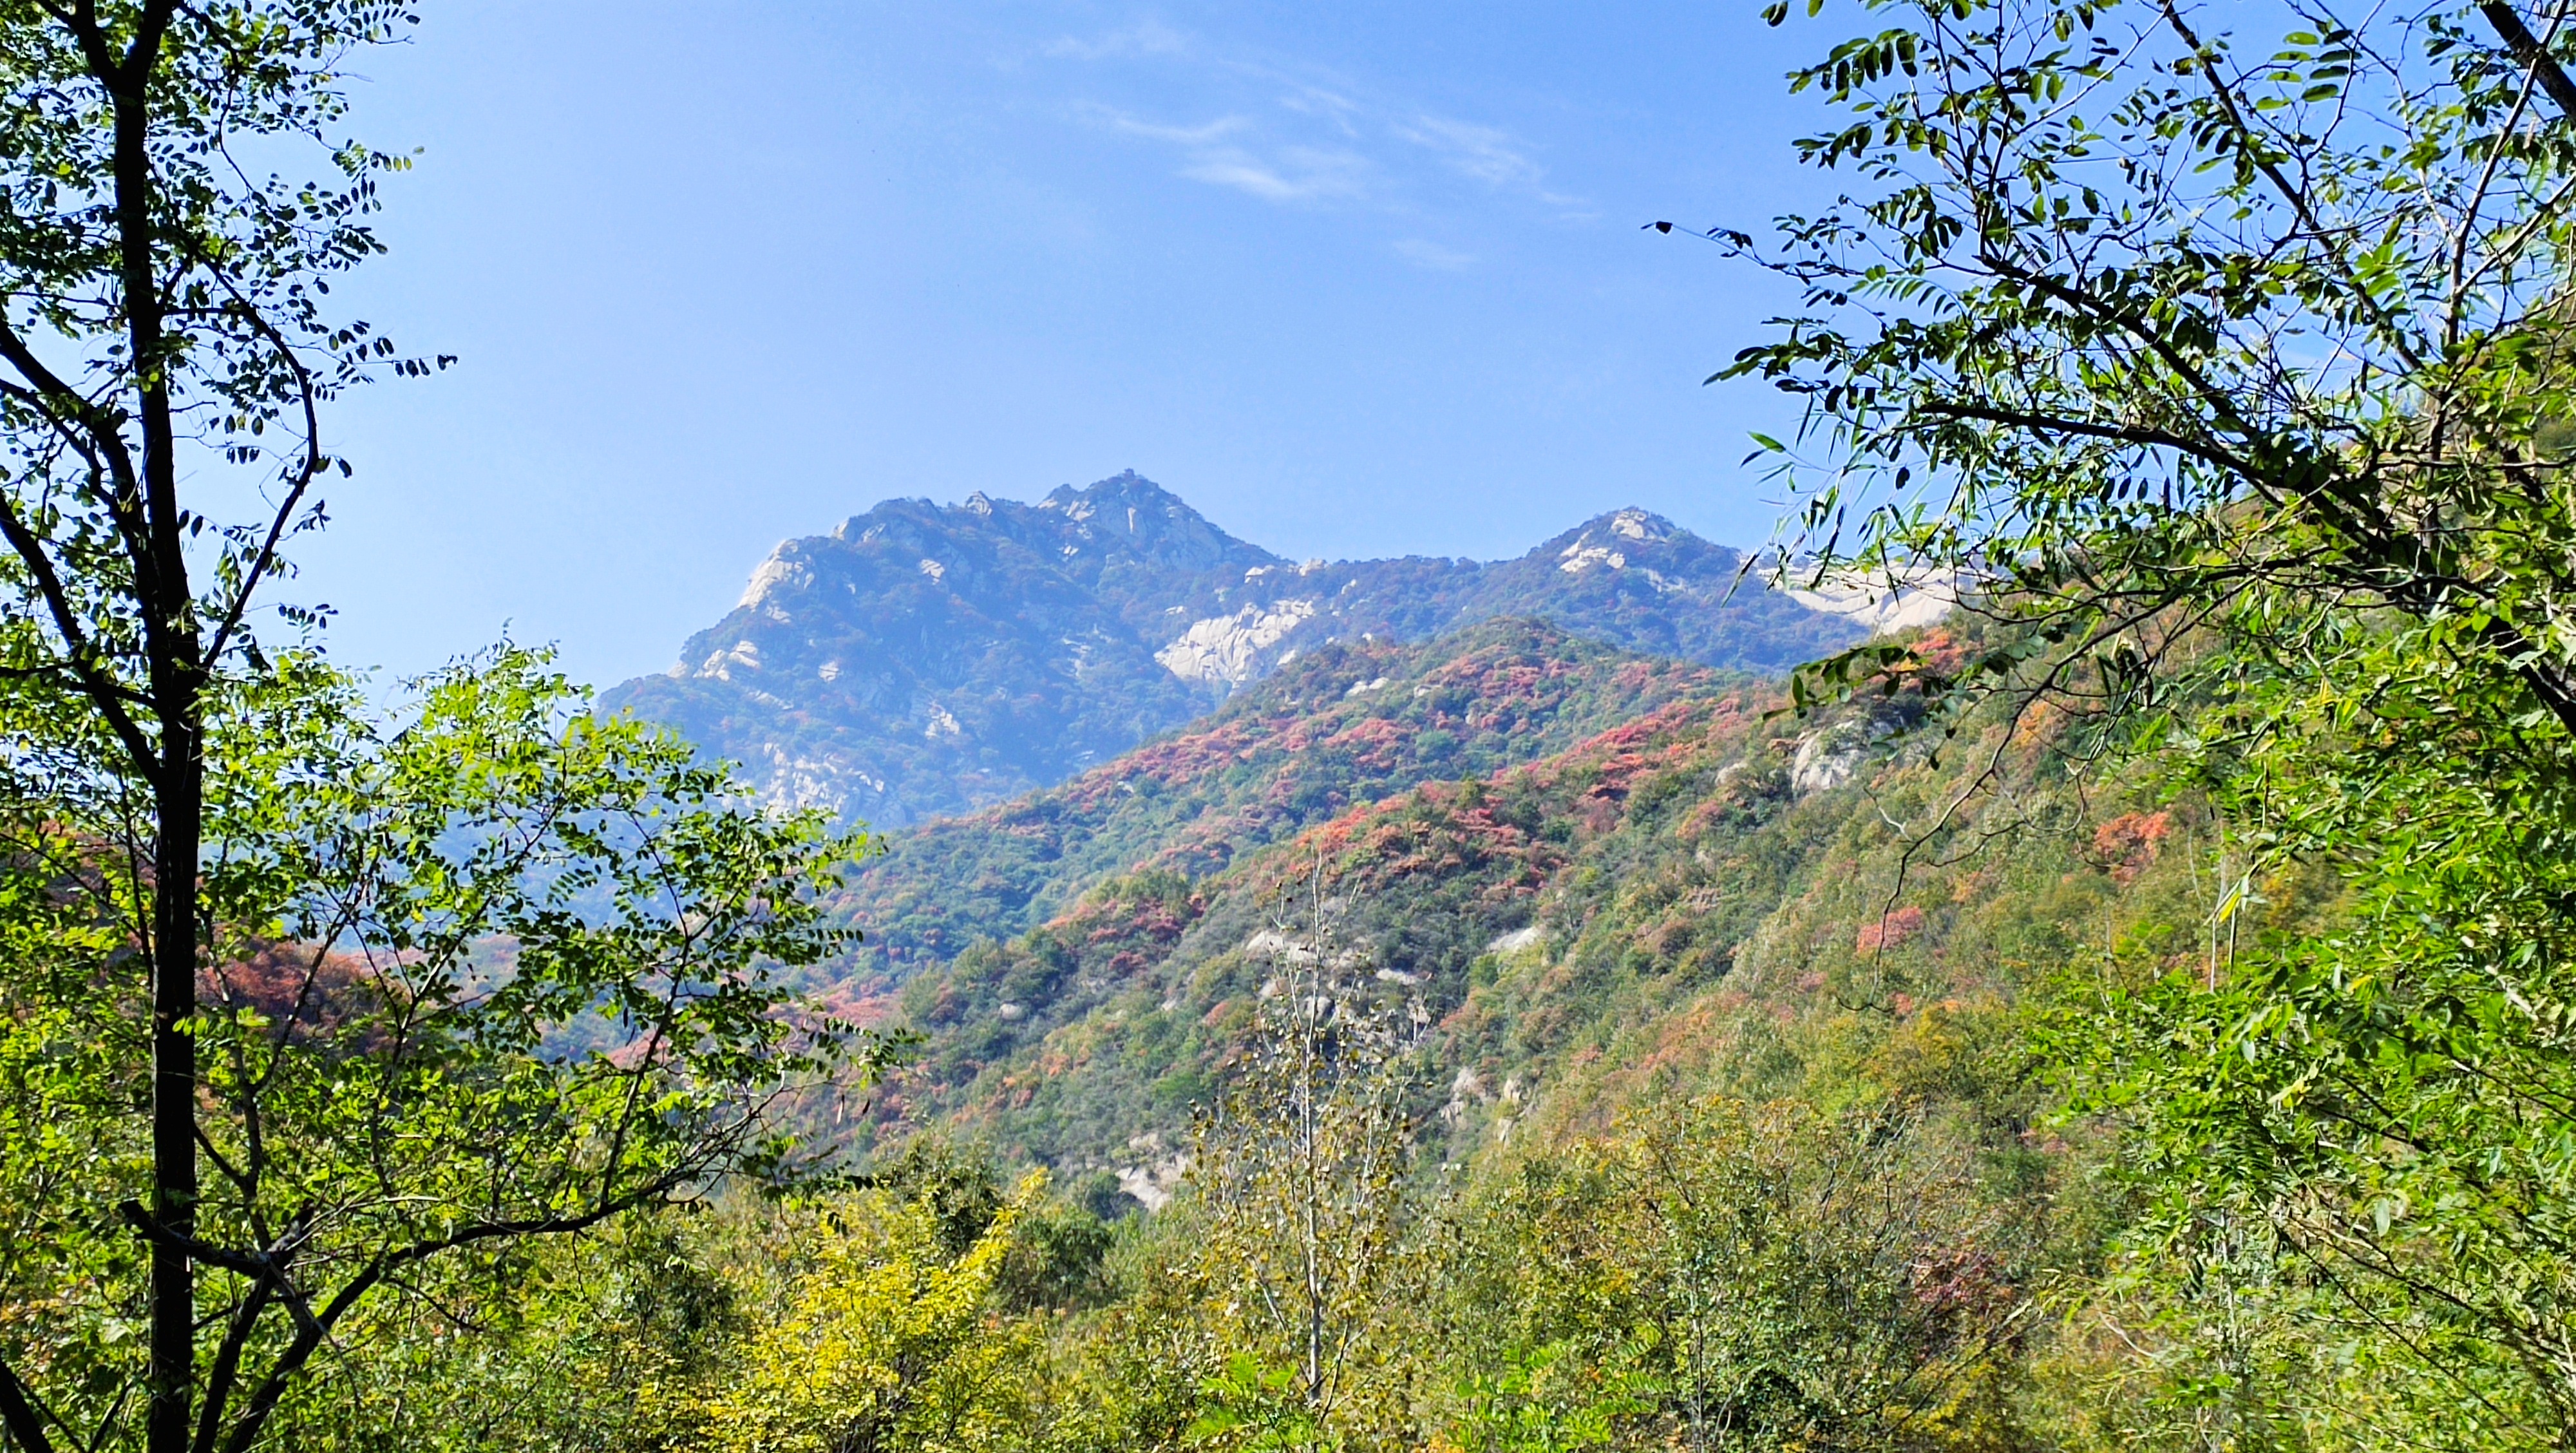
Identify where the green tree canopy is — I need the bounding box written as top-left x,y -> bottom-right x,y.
0,650 -> 892,1453
1718,0 -> 2576,739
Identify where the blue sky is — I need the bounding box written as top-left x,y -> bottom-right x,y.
296,1 -> 1842,689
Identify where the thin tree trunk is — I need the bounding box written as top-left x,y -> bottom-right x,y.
147,761 -> 201,1453
105,15 -> 200,1453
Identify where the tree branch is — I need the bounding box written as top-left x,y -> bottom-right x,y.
2159,1 -> 2430,374
2481,2 -> 2576,117
1915,398 -> 2260,479
0,310 -> 162,652
189,1277 -> 277,1453
0,489 -> 159,775
194,258 -> 327,670
212,1183 -> 696,1453
0,1358 -> 63,1453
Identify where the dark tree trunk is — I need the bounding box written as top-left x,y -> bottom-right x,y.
102,15 -> 198,1453
146,763 -> 200,1453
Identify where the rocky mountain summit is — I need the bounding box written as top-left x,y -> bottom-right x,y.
602,471 -> 1875,824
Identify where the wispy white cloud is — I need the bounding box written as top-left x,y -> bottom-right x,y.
1180,145 -> 1368,203
1052,29 -> 1584,220
1396,117 -> 1540,188
1085,104 -> 1367,205
1279,86 -> 1363,137
1101,111 -> 1250,147
1396,115 -> 1586,211
1046,21 -> 1189,62
1392,238 -> 1477,270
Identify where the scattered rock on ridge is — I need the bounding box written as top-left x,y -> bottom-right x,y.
603,473 -> 1871,824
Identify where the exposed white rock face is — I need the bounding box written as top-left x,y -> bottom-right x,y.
1117,1133 -> 1187,1213
1608,508 -> 1670,542
1345,676 -> 1389,697
1786,567 -> 1960,634
1791,733 -> 1861,796
696,640 -> 763,680
1242,929 -> 1314,967
1242,927 -> 1372,972
1556,509 -> 1679,572
1155,598 -> 1318,687
737,549 -> 810,609
1559,545 -> 1627,574
1443,1067 -> 1493,1127
1485,924 -> 1548,954
917,557 -> 947,584
748,743 -> 887,821
923,703 -> 963,741
1790,717 -> 1897,797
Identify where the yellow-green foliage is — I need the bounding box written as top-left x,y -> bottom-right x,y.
666,1177 -> 1046,1453
1434,1094 -> 2034,1452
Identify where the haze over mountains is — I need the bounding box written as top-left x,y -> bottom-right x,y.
603,472 -> 1890,825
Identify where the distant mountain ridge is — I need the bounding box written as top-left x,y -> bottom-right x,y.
602,471 -> 1870,825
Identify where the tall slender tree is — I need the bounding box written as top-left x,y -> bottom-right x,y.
0,8 -> 429,1452
0,8 -> 886,1453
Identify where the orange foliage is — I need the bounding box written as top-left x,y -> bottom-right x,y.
2092,810 -> 2173,884
1857,906 -> 1928,953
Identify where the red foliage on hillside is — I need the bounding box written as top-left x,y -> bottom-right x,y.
2091,810 -> 2173,884
202,940 -> 386,1040
1857,906 -> 1928,953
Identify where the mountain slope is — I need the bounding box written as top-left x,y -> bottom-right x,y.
601,473 -> 1868,825
851,619 -> 2190,1199
828,618 -> 1734,987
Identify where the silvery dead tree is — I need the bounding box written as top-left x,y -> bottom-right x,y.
1183,852 -> 1433,1450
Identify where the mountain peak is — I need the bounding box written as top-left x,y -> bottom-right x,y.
1596,507 -> 1677,542
605,479 -> 1871,826
1034,472 -> 1278,575
1041,469 -> 1177,513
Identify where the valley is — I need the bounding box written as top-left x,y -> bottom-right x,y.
601,479 -> 1995,1183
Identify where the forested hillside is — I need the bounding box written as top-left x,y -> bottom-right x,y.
860,631 -> 1912,1175
824,619 -> 1736,987
852,620 -> 2155,1191
299,616 -> 2382,1450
